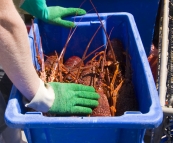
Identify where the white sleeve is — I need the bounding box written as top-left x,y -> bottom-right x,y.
25,79 -> 55,112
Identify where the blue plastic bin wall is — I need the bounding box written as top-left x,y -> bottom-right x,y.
46,0 -> 160,56
5,13 -> 162,143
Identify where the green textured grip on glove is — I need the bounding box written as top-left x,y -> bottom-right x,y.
20,0 -> 86,28
48,82 -> 99,115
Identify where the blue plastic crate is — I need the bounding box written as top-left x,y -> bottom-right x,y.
5,13 -> 162,143
46,0 -> 160,56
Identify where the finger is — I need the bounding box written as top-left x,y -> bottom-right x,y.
75,98 -> 99,108
68,83 -> 96,92
63,8 -> 86,17
75,91 -> 99,100
71,106 -> 92,115
51,18 -> 75,28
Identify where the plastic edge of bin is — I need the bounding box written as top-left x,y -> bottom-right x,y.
126,12 -> 163,128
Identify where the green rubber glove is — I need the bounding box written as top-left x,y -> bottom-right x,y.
48,82 -> 99,115
25,80 -> 99,115
20,0 -> 86,28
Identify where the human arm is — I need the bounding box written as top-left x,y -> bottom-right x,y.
0,0 -> 99,115
0,0 -> 40,101
20,0 -> 86,28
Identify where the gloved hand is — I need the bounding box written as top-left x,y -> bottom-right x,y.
20,0 -> 86,28
25,79 -> 99,115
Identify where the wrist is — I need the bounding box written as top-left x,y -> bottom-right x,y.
25,79 -> 55,112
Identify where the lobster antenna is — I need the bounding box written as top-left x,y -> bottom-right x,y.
90,0 -> 116,62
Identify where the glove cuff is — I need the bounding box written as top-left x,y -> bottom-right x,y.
25,79 -> 55,112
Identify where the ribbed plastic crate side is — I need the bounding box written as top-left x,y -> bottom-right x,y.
127,14 -> 163,128
125,13 -> 162,114
24,127 -> 145,143
28,22 -> 42,70
37,14 -> 108,61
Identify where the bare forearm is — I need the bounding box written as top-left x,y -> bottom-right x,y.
0,0 -> 40,100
